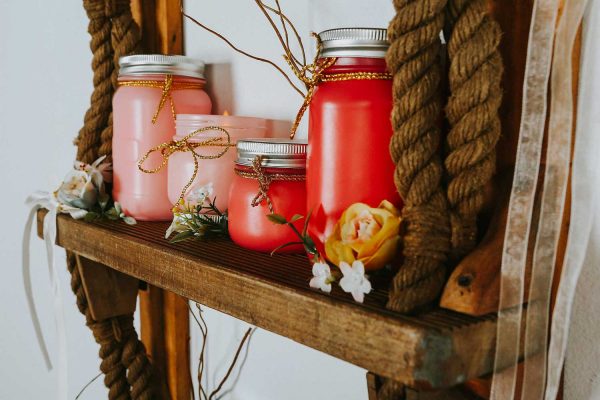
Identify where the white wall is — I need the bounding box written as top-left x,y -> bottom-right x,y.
0,1 -> 111,398
0,0 -> 597,399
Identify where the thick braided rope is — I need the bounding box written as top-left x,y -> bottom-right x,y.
70,1 -> 157,398
121,327 -> 155,399
444,0 -> 503,260
76,0 -> 114,164
386,0 -> 451,313
69,2 -> 131,397
98,0 -> 142,157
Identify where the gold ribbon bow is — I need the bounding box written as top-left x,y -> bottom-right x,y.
287,33 -> 393,139
138,126 -> 233,208
235,156 -> 305,214
118,74 -> 205,124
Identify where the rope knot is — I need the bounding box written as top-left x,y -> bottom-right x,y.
235,156 -> 306,214
153,74 -> 174,124
118,75 -> 205,124
288,33 -> 392,139
138,126 -> 233,207
250,156 -> 275,212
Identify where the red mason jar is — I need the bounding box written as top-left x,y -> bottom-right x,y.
307,28 -> 403,251
228,139 -> 307,253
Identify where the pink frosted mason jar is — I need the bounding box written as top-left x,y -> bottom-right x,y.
112,55 -> 212,221
168,114 -> 267,212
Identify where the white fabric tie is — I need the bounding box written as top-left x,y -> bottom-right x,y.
23,191 -> 79,400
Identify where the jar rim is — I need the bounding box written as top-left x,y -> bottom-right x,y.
236,139 -> 307,169
318,28 -> 389,59
119,54 -> 206,79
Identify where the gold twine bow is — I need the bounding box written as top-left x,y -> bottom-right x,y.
235,156 -> 305,214
118,74 -> 205,124
138,126 -> 233,208
287,33 -> 393,139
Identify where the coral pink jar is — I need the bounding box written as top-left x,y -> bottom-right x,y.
113,55 -> 211,221
228,139 -> 307,253
168,114 -> 267,211
307,28 -> 403,251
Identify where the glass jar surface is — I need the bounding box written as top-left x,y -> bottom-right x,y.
112,73 -> 211,221
229,164 -> 307,254
307,57 -> 403,251
168,114 -> 267,211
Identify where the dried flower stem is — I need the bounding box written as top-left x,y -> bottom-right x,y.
189,303 -> 254,400
208,327 -> 254,400
189,304 -> 209,400
262,2 -> 307,68
180,1 -> 305,97
255,0 -> 305,80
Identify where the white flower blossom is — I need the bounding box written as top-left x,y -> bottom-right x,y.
339,261 -> 372,303
186,182 -> 214,206
56,170 -> 97,210
309,262 -> 334,293
165,213 -> 188,239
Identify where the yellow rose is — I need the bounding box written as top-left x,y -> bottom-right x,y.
325,200 -> 401,271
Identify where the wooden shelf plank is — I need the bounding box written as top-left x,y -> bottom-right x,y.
37,210 -> 536,389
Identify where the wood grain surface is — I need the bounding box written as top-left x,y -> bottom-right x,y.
38,210 -> 541,389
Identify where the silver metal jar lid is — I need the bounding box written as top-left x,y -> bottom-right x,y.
236,139 -> 307,169
318,28 -> 389,58
118,54 -> 206,79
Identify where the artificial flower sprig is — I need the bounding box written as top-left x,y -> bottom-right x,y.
266,211 -> 319,260
268,202 -> 401,303
55,156 -> 136,225
165,183 -> 229,243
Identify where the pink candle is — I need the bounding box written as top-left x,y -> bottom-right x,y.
112,55 -> 212,221
168,114 -> 267,211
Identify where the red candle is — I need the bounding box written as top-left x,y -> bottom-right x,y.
228,139 -> 307,253
307,28 -> 403,252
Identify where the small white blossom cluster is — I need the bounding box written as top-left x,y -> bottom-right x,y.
310,260 -> 372,303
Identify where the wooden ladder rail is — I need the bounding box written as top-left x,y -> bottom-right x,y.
131,1 -> 192,399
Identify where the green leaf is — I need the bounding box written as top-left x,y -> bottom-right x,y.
105,207 -> 119,219
266,213 -> 288,225
303,209 -> 313,236
169,231 -> 196,243
122,216 -> 137,225
289,214 -> 304,223
84,212 -> 99,222
98,192 -> 110,210
304,236 -> 317,254
270,241 -> 304,256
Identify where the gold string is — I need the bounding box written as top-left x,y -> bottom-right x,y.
235,156 -> 306,214
286,33 -> 392,139
138,126 -> 234,209
118,74 -> 205,123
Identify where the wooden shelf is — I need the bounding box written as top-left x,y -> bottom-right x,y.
37,210 -> 529,389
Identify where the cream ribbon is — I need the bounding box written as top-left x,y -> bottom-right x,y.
490,0 -> 560,398
545,2 -> 596,399
23,191 -> 81,400
521,0 -> 588,399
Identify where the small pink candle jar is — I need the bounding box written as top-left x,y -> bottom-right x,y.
112,55 -> 211,221
168,114 -> 267,211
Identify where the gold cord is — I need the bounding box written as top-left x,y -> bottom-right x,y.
286,33 -> 392,139
118,74 -> 205,123
138,126 -> 234,209
235,156 -> 305,214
